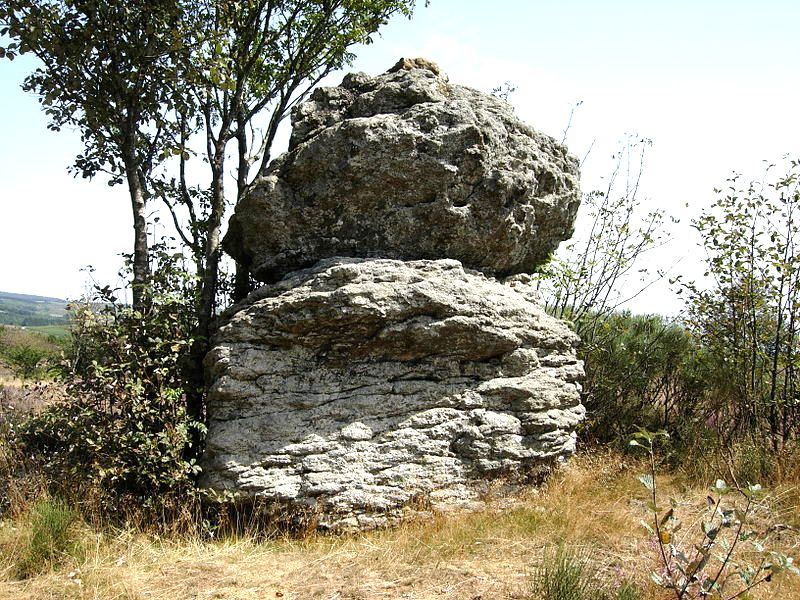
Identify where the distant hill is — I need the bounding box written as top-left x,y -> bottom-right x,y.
0,291 -> 70,328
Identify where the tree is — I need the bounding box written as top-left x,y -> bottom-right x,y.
193,0 -> 423,304
146,0 -> 423,424
537,136 -> 668,336
0,0 -> 188,310
685,160 -> 800,449
2,0 -> 425,450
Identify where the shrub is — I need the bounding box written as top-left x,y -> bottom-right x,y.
14,245 -> 205,522
570,312 -> 706,447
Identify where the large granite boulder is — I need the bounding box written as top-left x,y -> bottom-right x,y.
224,59 -> 581,282
203,258 -> 584,530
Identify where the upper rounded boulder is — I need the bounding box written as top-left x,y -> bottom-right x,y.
224,58 -> 581,282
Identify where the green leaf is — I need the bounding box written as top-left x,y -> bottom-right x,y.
702,521 -> 719,540
713,479 -> 730,494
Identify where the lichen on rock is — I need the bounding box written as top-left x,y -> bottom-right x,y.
203,258 -> 584,530
204,58 -> 585,530
223,58 -> 581,283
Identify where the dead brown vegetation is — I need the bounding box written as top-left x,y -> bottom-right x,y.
1,451 -> 798,600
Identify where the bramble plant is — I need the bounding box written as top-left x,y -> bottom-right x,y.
630,429 -> 799,600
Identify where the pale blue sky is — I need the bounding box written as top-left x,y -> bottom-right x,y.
2,0 -> 799,313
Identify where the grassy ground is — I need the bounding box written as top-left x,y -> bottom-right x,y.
0,325 -> 68,380
26,326 -> 70,339
1,452 -> 798,600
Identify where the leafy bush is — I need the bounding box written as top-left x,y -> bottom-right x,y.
14,246 -> 205,520
683,160 -> 800,450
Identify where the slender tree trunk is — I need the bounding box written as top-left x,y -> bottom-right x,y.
124,158 -> 151,311
233,113 -> 252,302
185,146 -> 226,442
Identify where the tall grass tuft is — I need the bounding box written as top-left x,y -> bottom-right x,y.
14,497 -> 80,579
530,546 -> 641,600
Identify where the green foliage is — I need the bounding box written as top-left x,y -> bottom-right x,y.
580,312 -> 704,444
1,0 -> 425,328
0,0 -> 186,183
683,159 -> 800,450
0,384 -> 29,516
0,325 -> 67,379
631,429 -> 799,600
15,246 -> 204,517
14,497 -> 80,579
531,546 -> 642,600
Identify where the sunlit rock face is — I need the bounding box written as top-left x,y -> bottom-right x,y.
203,258 -> 584,530
223,58 -> 581,283
204,59 -> 584,531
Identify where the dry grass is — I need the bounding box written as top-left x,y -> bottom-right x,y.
1,451 -> 798,600
0,379 -> 62,415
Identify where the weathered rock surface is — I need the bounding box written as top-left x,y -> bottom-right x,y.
224,59 -> 581,282
203,258 -> 584,530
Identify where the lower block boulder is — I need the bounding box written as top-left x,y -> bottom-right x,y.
202,258 -> 584,530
